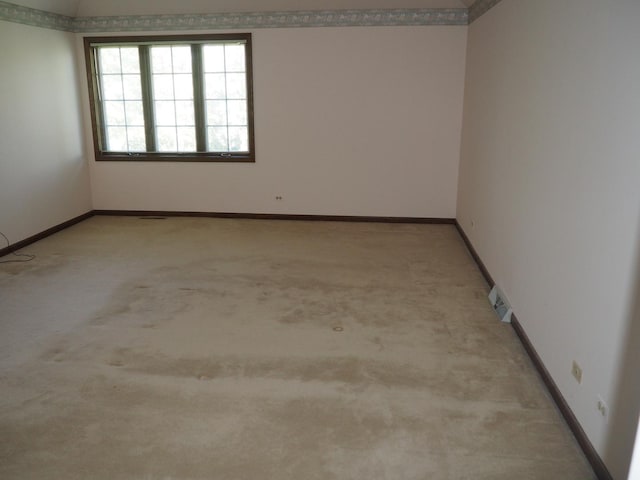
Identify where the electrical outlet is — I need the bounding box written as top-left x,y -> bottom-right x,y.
571,361 -> 583,384
597,396 -> 608,419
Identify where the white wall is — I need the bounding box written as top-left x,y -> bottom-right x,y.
83,26 -> 467,218
0,20 -> 91,245
457,1 -> 640,478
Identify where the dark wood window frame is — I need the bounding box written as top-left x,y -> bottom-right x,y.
84,34 -> 255,163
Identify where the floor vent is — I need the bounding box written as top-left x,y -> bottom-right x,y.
489,285 -> 513,323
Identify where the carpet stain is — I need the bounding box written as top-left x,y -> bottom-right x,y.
82,349 -> 548,408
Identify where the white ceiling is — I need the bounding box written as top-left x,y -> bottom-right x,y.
10,0 -> 477,17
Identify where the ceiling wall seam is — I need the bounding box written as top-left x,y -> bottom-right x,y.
0,0 -> 506,32
73,9 -> 468,31
468,0 -> 503,23
0,0 -> 74,31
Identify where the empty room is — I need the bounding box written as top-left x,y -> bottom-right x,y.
1,0 -> 639,479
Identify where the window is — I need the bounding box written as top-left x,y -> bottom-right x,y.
84,34 -> 255,162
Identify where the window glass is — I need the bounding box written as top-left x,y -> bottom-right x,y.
87,35 -> 253,161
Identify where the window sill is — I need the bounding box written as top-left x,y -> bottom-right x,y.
94,153 -> 255,163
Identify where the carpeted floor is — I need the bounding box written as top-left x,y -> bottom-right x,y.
0,216 -> 595,479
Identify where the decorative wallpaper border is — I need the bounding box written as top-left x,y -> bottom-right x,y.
0,0 -> 503,33
74,9 -> 468,32
469,0 -> 504,23
0,1 -> 73,31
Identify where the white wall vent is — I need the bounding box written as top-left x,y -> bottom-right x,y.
488,285 -> 513,323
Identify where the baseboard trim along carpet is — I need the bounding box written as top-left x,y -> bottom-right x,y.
454,220 -> 613,480
0,211 -> 94,258
92,210 -> 457,225
0,211 -> 455,259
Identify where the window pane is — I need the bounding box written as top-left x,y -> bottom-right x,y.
127,127 -> 146,151
106,126 -> 127,150
203,45 -> 225,72
104,101 -> 126,125
153,75 -> 174,100
227,100 -> 247,125
99,48 -> 121,74
125,101 -> 144,126
102,75 -> 123,100
122,74 -> 142,100
225,44 -> 245,72
205,73 -> 226,99
120,47 -> 140,74
206,100 -> 227,126
175,101 -> 195,125
155,101 -> 176,126
174,74 -> 193,100
151,47 -> 172,73
226,73 -> 246,99
157,127 -> 177,151
228,126 -> 248,152
172,46 -> 192,73
177,127 -> 196,151
208,127 -> 228,151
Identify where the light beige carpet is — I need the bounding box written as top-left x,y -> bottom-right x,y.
0,216 -> 595,479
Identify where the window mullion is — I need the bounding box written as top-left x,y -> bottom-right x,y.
138,46 -> 156,152
191,44 -> 207,152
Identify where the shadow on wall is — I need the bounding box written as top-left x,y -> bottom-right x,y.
606,212 -> 640,480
